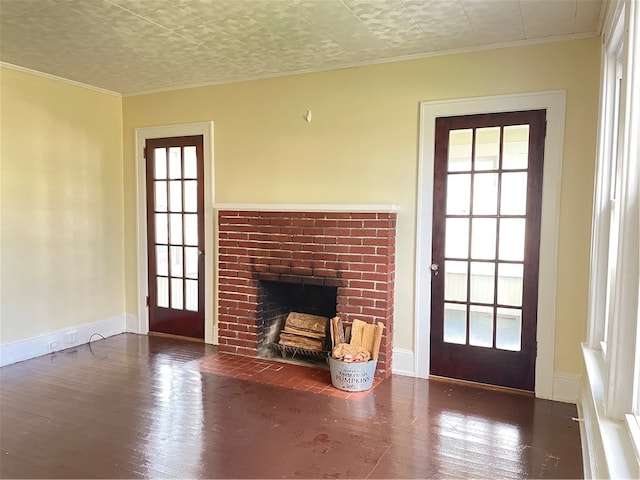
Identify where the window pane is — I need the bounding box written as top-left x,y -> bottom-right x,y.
499,219 -> 526,261
470,262 -> 495,304
184,180 -> 197,213
473,173 -> 499,215
497,263 -> 523,307
156,245 -> 168,276
475,127 -> 500,170
445,260 -> 467,302
444,303 -> 466,344
500,172 -> 528,215
471,218 -> 496,259
503,125 -> 529,170
184,214 -> 198,246
185,279 -> 198,311
154,148 -> 167,179
157,277 -> 169,308
169,147 -> 181,179
171,278 -> 183,309
497,307 -> 522,351
170,214 -> 183,244
469,304 -> 494,347
184,146 -> 197,178
445,218 -> 469,258
155,181 -> 167,212
185,247 -> 199,279
155,214 -> 168,244
170,246 -> 183,277
447,174 -> 471,215
448,129 -> 472,172
169,180 -> 182,212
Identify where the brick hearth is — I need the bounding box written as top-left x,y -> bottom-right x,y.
217,209 -> 396,377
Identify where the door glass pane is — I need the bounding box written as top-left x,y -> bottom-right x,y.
471,218 -> 496,259
169,180 -> 182,212
184,181 -> 197,213
474,127 -> 500,170
185,247 -> 199,279
448,129 -> 472,172
444,303 -> 466,344
470,262 -> 495,304
500,172 -> 528,215
447,174 -> 471,215
445,218 -> 469,258
497,307 -> 522,351
473,173 -> 498,215
184,214 -> 198,246
497,263 -> 523,306
157,276 -> 169,308
499,219 -> 526,261
154,148 -> 167,179
171,278 -> 183,309
155,181 -> 167,212
469,305 -> 494,347
169,214 -> 183,244
169,147 -> 181,179
156,246 -> 168,276
170,246 -> 183,277
184,146 -> 197,178
155,214 -> 168,244
185,279 -> 198,311
444,260 -> 467,301
503,125 -> 529,170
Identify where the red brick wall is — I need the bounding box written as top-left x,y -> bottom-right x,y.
217,210 -> 396,377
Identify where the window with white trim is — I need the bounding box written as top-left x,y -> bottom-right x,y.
587,0 -> 640,472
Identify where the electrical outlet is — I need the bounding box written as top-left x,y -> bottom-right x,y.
65,331 -> 79,344
49,341 -> 58,350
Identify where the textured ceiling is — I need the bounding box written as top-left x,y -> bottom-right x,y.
0,0 -> 604,95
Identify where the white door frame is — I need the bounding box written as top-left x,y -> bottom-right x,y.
415,91 -> 566,400
134,122 -> 215,344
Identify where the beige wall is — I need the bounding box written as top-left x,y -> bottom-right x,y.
0,66 -> 125,344
123,37 -> 600,376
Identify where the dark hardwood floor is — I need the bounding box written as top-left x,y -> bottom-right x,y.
0,333 -> 583,479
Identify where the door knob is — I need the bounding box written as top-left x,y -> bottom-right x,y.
431,263 -> 439,276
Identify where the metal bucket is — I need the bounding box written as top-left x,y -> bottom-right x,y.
328,356 -> 377,392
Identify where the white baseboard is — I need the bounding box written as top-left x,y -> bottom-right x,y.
125,313 -> 139,333
0,315 -> 127,367
392,347 -> 416,377
552,372 -> 581,403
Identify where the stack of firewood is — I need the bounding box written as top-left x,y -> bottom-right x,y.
329,317 -> 384,362
277,312 -> 329,351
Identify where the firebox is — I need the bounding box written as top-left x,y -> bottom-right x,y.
257,280 -> 337,360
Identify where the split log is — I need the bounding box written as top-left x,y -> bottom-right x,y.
282,325 -> 327,339
350,319 -> 385,359
283,312 -> 328,338
278,332 -> 325,351
371,322 -> 385,360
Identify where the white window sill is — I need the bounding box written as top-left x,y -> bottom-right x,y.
581,344 -> 640,479
626,414 -> 640,468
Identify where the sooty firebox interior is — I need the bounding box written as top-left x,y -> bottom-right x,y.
257,280 -> 337,361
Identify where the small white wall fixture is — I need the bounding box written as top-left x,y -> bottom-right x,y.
134,122 -> 215,344
415,91 -> 566,400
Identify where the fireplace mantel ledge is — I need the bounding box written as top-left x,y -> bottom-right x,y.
213,203 -> 400,213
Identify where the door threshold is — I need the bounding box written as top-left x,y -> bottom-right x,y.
148,331 -> 204,343
429,375 -> 534,397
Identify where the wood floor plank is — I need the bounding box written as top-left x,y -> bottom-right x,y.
0,333 -> 582,479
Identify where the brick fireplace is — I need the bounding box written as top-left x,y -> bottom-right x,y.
217,208 -> 396,378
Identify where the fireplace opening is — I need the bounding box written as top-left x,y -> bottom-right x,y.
257,280 -> 337,364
